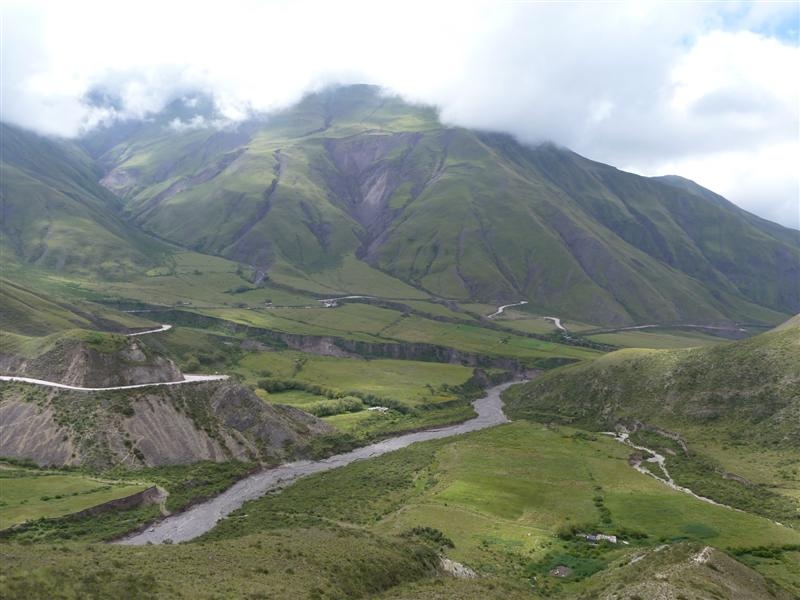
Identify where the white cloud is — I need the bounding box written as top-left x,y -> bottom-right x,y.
1,0 -> 798,227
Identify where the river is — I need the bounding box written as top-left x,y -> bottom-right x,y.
117,381 -> 518,545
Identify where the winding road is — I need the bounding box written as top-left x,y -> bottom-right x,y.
127,324 -> 173,336
0,374 -> 229,392
117,381 -> 518,545
543,316 -> 566,332
487,301 -> 528,319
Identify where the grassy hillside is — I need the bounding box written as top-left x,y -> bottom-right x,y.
0,278 -> 155,336
201,421 -> 800,597
76,85 -> 798,326
0,527 -> 442,599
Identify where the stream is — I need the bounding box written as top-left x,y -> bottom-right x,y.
605,430 -> 740,513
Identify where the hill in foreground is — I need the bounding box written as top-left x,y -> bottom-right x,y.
504,318 -> 800,446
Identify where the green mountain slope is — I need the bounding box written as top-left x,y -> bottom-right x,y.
504,319 -> 800,446
78,85 -> 798,326
0,123 -> 169,278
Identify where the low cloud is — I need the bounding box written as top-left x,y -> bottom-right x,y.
2,0 -> 798,227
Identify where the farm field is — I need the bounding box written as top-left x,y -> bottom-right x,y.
584,328 -> 728,349
491,311 -> 561,334
237,351 -> 475,405
240,351 -> 481,437
181,303 -> 599,364
376,424 -> 798,557
322,403 -> 477,437
398,300 -> 473,320
194,305 -> 390,341
2,462 -> 253,544
0,466 -> 149,528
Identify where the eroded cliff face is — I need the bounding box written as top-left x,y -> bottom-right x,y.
0,337 -> 183,387
0,381 -> 332,469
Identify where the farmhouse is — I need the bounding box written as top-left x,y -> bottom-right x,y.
582,533 -> 618,544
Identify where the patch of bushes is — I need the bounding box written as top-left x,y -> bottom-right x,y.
307,433 -> 358,459
403,526 -> 454,550
257,378 -> 410,414
226,285 -> 254,295
527,543 -> 611,584
730,543 -> 800,558
305,396 -> 364,417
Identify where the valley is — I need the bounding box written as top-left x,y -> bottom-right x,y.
1,84 -> 798,599
118,381 -> 515,545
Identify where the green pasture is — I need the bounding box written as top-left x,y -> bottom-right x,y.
585,328 -> 728,349
238,350 -> 474,405
0,467 -> 148,528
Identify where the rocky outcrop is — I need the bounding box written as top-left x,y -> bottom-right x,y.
0,381 -> 332,469
0,336 -> 183,387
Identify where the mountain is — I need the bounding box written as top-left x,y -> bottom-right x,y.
78,85 -> 798,325
3,85 -> 798,326
0,123 -> 169,279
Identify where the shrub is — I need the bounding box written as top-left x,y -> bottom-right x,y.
306,396 -> 364,417
403,526 -> 454,549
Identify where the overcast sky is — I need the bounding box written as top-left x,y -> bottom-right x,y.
2,0 -> 798,227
